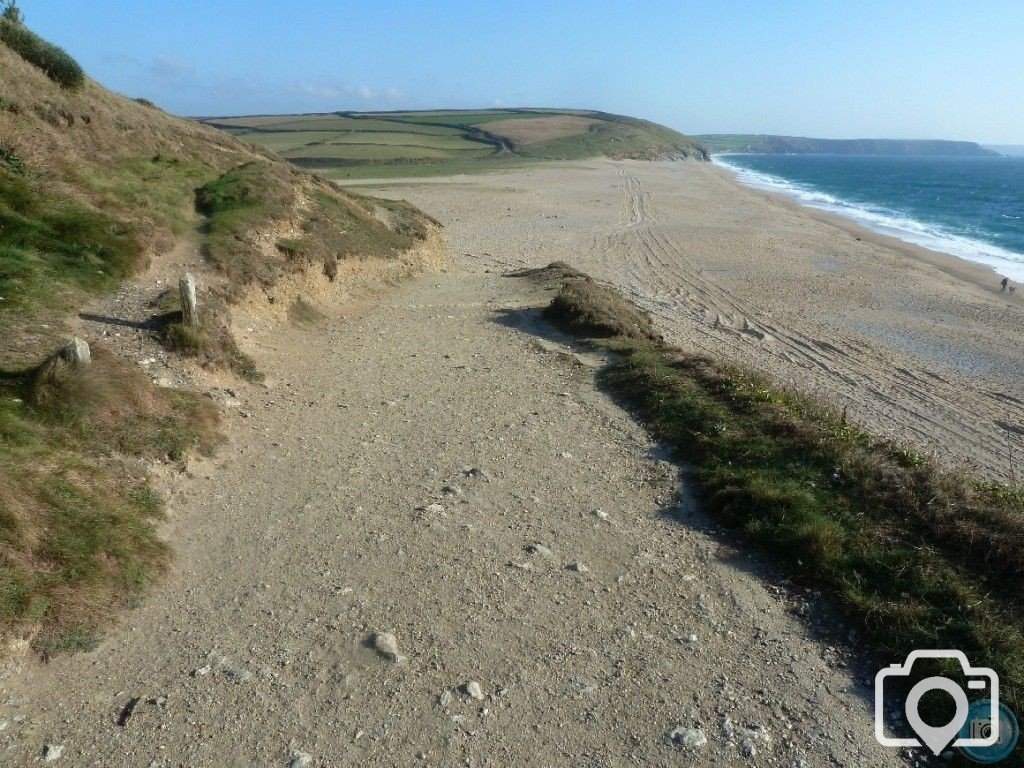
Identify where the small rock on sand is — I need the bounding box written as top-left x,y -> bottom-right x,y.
669,727 -> 707,749
43,744 -> 65,762
526,543 -> 553,558
461,681 -> 485,700
372,632 -> 402,662
289,751 -> 312,768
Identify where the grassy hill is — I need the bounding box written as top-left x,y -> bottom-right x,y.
696,134 -> 998,157
203,109 -> 708,179
0,15 -> 435,654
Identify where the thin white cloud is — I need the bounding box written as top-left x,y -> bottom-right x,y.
100,52 -> 406,112
288,81 -> 395,103
148,55 -> 196,87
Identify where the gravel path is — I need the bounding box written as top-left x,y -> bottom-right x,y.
0,264 -> 903,766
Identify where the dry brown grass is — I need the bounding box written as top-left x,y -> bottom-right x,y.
1,348 -> 219,653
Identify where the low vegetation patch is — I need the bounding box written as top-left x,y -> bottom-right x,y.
162,318 -> 261,383
529,264 -> 1024,715
0,348 -> 219,653
0,166 -> 144,364
0,141 -> 24,175
0,4 -> 85,90
540,267 -> 660,342
198,161 -> 430,301
196,161 -> 296,293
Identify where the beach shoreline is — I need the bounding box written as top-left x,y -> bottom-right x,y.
709,159 -> 1024,291
706,162 -> 1024,298
347,158 -> 1024,481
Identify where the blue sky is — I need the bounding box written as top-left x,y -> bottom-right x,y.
21,0 -> 1024,143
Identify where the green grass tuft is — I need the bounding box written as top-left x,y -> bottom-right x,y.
0,141 -> 24,175
0,167 -> 144,363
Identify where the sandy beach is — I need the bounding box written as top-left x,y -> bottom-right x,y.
350,159 -> 1024,482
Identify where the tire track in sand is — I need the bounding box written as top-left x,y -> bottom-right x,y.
603,165 -> 1023,478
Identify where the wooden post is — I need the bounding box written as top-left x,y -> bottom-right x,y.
179,272 -> 199,327
59,337 -> 90,365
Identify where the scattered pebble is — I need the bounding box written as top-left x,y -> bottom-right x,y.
441,484 -> 462,495
372,631 -> 402,662
461,681 -> 485,700
43,744 -> 65,762
592,509 -> 610,522
722,716 -> 771,758
526,543 -> 553,558
438,689 -> 453,707
669,727 -> 707,749
224,665 -> 252,683
289,751 -> 312,768
566,562 -> 589,573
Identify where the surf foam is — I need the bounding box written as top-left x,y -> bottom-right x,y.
714,156 -> 1024,283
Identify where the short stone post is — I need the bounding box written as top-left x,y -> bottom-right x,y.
179,272 -> 199,327
59,337 -> 90,365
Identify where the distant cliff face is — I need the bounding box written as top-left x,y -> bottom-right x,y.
695,134 -> 999,157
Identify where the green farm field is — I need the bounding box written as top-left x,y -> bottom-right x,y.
202,109 -> 707,179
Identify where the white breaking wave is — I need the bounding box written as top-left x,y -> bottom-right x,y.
714,156 -> 1024,283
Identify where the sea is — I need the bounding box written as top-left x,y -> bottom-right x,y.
714,154 -> 1024,283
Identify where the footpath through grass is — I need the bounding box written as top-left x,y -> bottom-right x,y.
525,263 -> 1024,723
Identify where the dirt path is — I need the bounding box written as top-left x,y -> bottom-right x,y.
0,264 -> 901,766
71,218 -> 219,391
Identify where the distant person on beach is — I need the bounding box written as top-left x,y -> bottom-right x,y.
1001,277 -> 1009,292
